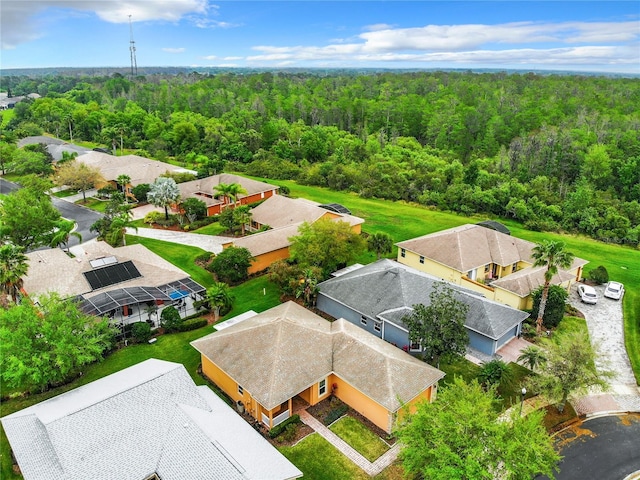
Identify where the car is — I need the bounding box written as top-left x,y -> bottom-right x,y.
604,281 -> 624,300
578,284 -> 598,304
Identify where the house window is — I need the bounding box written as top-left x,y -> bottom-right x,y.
484,264 -> 491,273
400,248 -> 406,258
512,262 -> 518,272
261,192 -> 265,198
238,385 -> 244,396
319,378 -> 327,396
419,256 -> 425,264
374,321 -> 382,332
360,316 -> 367,326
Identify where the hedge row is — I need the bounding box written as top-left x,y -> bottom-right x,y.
268,414 -> 301,438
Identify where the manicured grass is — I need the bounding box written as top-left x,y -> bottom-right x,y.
76,197 -> 109,212
279,433 -> 370,480
551,316 -> 589,341
192,222 -> 227,236
329,416 -> 390,462
52,189 -> 79,198
126,235 -> 215,289
0,109 -> 15,128
439,356 -> 481,386
227,274 -> 281,317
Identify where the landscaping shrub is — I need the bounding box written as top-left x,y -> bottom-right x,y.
324,404 -> 349,426
189,216 -> 218,230
478,359 -> 512,389
208,247 -> 253,284
588,265 -> 609,284
143,211 -> 163,225
268,414 -> 301,438
531,285 -> 568,329
132,183 -> 151,203
131,322 -> 152,343
195,252 -> 214,264
175,318 -> 208,332
160,306 -> 183,333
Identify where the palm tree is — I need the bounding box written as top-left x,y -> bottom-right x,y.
233,205 -> 252,236
517,345 -> 547,372
50,219 -> 82,252
213,183 -> 233,207
213,182 -> 247,209
0,243 -> 29,305
227,183 -> 248,207
205,282 -> 234,323
295,268 -> 321,307
106,212 -> 137,247
116,174 -> 131,202
531,240 -> 575,335
367,232 -> 394,260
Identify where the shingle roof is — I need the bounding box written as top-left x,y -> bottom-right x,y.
1,359 -> 301,480
490,265 -> 575,297
24,241 -> 190,300
76,151 -> 196,186
250,195 -> 364,229
396,224 -> 535,272
191,302 -> 443,412
231,224 -> 300,256
318,259 -> 529,340
178,174 -> 279,208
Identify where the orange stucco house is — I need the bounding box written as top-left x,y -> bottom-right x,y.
191,301 -> 444,434
221,195 -> 365,275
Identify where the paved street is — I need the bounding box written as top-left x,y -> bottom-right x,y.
538,414 -> 640,480
0,178 -> 102,248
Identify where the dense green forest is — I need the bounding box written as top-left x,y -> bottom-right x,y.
1,71 -> 639,245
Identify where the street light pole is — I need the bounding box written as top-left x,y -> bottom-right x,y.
519,387 -> 527,417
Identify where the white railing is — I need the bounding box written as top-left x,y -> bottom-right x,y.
272,409 -> 290,427
261,412 -> 270,427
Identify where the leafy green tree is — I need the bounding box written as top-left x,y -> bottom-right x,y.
160,306 -> 183,333
295,267 -> 322,307
531,284 -> 568,329
367,232 -> 394,260
528,331 -> 612,413
209,247 -> 253,284
181,197 -> 207,221
268,260 -> 302,296
0,244 -> 28,306
106,212 -> 137,247
396,377 -> 560,480
49,219 -> 82,252
401,283 -> 469,367
131,322 -> 152,343
213,182 -> 248,208
204,282 -> 234,322
116,174 -> 131,200
219,207 -> 237,233
0,293 -> 116,392
89,193 -> 129,241
131,183 -> 151,203
531,241 -> 575,335
147,177 -> 180,220
0,182 -> 61,251
55,160 -> 104,203
289,218 -> 366,277
517,345 -> 547,372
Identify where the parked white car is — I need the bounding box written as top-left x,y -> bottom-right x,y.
577,284 -> 598,304
604,281 -> 624,300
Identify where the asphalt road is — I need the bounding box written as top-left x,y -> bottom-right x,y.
0,178 -> 102,248
539,414 -> 640,480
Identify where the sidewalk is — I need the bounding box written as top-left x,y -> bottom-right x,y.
298,410 -> 400,476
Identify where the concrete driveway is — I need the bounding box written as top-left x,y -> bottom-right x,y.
538,414 -> 640,480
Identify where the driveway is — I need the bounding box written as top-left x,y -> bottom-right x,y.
569,282 -> 640,413
538,414 -> 640,480
126,227 -> 227,254
0,178 -> 102,248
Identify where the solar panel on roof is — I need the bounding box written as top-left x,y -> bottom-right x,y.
83,260 -> 142,290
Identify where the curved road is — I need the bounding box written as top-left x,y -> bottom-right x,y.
539,414 -> 640,480
0,178 -> 102,249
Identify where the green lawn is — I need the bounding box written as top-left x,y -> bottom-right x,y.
192,222 -> 227,236
52,189 -> 79,198
76,197 -> 109,212
329,416 -> 390,462
126,235 -> 215,289
279,433 -> 371,480
0,109 -> 15,128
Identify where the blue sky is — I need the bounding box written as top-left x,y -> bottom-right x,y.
1,1 -> 639,73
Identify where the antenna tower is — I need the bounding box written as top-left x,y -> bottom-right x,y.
129,15 -> 138,77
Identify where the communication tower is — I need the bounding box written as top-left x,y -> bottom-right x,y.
129,15 -> 138,77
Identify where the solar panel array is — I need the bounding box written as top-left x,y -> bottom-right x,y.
83,260 -> 142,290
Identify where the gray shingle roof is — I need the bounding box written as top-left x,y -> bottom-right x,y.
490,265 -> 575,297
1,359 -> 301,480
191,302 -> 443,412
318,259 -> 529,340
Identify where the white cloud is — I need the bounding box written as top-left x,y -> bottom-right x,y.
1,0 -> 209,49
223,56 -> 243,60
363,23 -> 395,32
203,55 -> 217,60
163,47 -> 185,53
246,20 -> 640,69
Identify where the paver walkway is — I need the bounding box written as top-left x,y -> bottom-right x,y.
298,410 -> 400,476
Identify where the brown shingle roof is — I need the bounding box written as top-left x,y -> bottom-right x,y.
490,266 -> 575,297
231,225 -> 299,256
191,302 -> 443,412
396,224 -> 536,272
178,174 -> 279,208
76,152 -> 195,186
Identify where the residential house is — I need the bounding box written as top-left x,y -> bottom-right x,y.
317,259 -> 530,357
177,174 -> 279,216
23,241 -> 206,326
1,359 -> 302,480
191,301 -> 444,434
17,136 -> 91,161
222,195 -> 364,275
75,151 -> 196,201
395,224 -> 588,310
